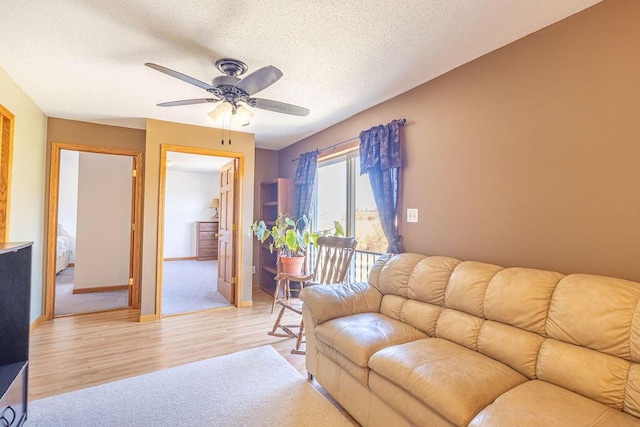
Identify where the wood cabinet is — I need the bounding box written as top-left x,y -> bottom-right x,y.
196,221 -> 218,261
0,242 -> 32,427
258,179 -> 294,295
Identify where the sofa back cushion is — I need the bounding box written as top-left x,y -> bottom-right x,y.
444,261 -> 502,318
484,268 -> 562,335
476,320 -> 544,378
379,295 -> 443,336
546,274 -> 640,361
537,339 -> 631,410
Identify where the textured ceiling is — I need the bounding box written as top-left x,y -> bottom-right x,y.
0,0 -> 601,149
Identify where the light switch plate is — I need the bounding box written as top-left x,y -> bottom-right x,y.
407,208 -> 418,223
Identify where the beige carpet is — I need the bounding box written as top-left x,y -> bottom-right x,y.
27,345 -> 353,426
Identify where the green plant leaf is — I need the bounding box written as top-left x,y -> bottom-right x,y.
334,221 -> 345,237
285,229 -> 299,254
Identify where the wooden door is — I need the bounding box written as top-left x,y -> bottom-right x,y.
217,159 -> 236,304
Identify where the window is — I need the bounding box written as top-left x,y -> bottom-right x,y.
315,150 -> 384,281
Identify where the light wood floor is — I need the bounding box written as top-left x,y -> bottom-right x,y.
29,287 -> 357,425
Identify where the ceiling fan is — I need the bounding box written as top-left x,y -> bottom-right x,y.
145,58 -> 309,126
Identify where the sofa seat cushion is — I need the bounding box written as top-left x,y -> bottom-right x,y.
368,338 -> 527,426
469,380 -> 640,427
314,312 -> 427,368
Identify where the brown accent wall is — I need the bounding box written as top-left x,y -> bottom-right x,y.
47,118 -> 146,152
252,148 -> 280,288
279,0 -> 640,282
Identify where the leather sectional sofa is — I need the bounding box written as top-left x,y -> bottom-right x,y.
300,253 -> 640,426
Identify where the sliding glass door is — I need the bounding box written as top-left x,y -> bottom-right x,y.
315,151 -> 384,281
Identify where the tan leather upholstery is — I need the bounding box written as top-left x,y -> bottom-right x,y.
624,364 -> 640,418
399,299 -> 443,336
484,267 -> 561,334
375,252 -> 426,297
408,256 -> 461,304
536,339 -> 630,410
369,338 -> 527,426
379,294 -> 406,320
314,312 -> 426,367
546,274 -> 640,361
444,261 -> 502,317
301,253 -> 640,426
477,320 -> 544,379
299,281 -> 382,324
369,372 -> 454,427
470,380 -> 640,427
435,308 -> 484,351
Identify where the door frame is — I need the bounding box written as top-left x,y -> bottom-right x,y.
0,104 -> 15,242
45,142 -> 143,320
156,144 -> 244,317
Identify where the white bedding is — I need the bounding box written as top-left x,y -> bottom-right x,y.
57,235 -> 70,253
56,234 -> 72,274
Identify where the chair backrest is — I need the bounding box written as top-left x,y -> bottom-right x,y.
311,236 -> 357,284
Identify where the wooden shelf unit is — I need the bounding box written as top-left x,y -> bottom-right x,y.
258,179 -> 294,295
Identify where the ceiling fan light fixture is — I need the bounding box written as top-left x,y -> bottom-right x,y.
233,103 -> 254,127
208,101 -> 234,124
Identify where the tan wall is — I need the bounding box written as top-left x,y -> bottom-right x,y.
143,119 -> 255,315
279,0 -> 640,282
252,148 -> 280,288
0,66 -> 48,323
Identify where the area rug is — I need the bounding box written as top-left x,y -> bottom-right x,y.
28,346 -> 352,426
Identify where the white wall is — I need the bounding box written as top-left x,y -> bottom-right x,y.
74,152 -> 132,289
164,170 -> 220,258
58,150 -> 78,261
0,66 -> 47,323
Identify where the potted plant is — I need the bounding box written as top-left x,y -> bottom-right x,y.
250,213 -> 344,275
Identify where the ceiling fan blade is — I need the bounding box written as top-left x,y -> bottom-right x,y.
235,66 -> 283,96
145,63 -> 214,91
250,98 -> 310,116
156,98 -> 220,107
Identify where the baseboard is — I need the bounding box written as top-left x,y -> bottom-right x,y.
72,284 -> 129,294
139,314 -> 158,322
30,315 -> 44,331
240,300 -> 254,307
163,257 -> 196,261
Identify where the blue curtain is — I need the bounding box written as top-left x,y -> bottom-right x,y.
359,119 -> 404,253
294,150 -> 319,221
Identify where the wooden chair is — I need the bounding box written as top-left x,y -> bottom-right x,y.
268,236 -> 357,354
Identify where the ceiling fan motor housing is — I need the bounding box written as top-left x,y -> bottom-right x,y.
215,58 -> 248,77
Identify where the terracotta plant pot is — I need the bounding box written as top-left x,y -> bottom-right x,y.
280,255 -> 305,275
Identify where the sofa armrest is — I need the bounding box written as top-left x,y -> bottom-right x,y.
299,282 -> 382,325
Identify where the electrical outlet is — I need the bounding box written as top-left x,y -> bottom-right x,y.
252,265 -> 256,274
407,208 -> 419,223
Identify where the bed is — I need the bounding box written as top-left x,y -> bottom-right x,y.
56,225 -> 72,274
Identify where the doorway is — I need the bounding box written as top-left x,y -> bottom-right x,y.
161,151 -> 232,315
156,145 -> 240,317
45,143 -> 142,320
